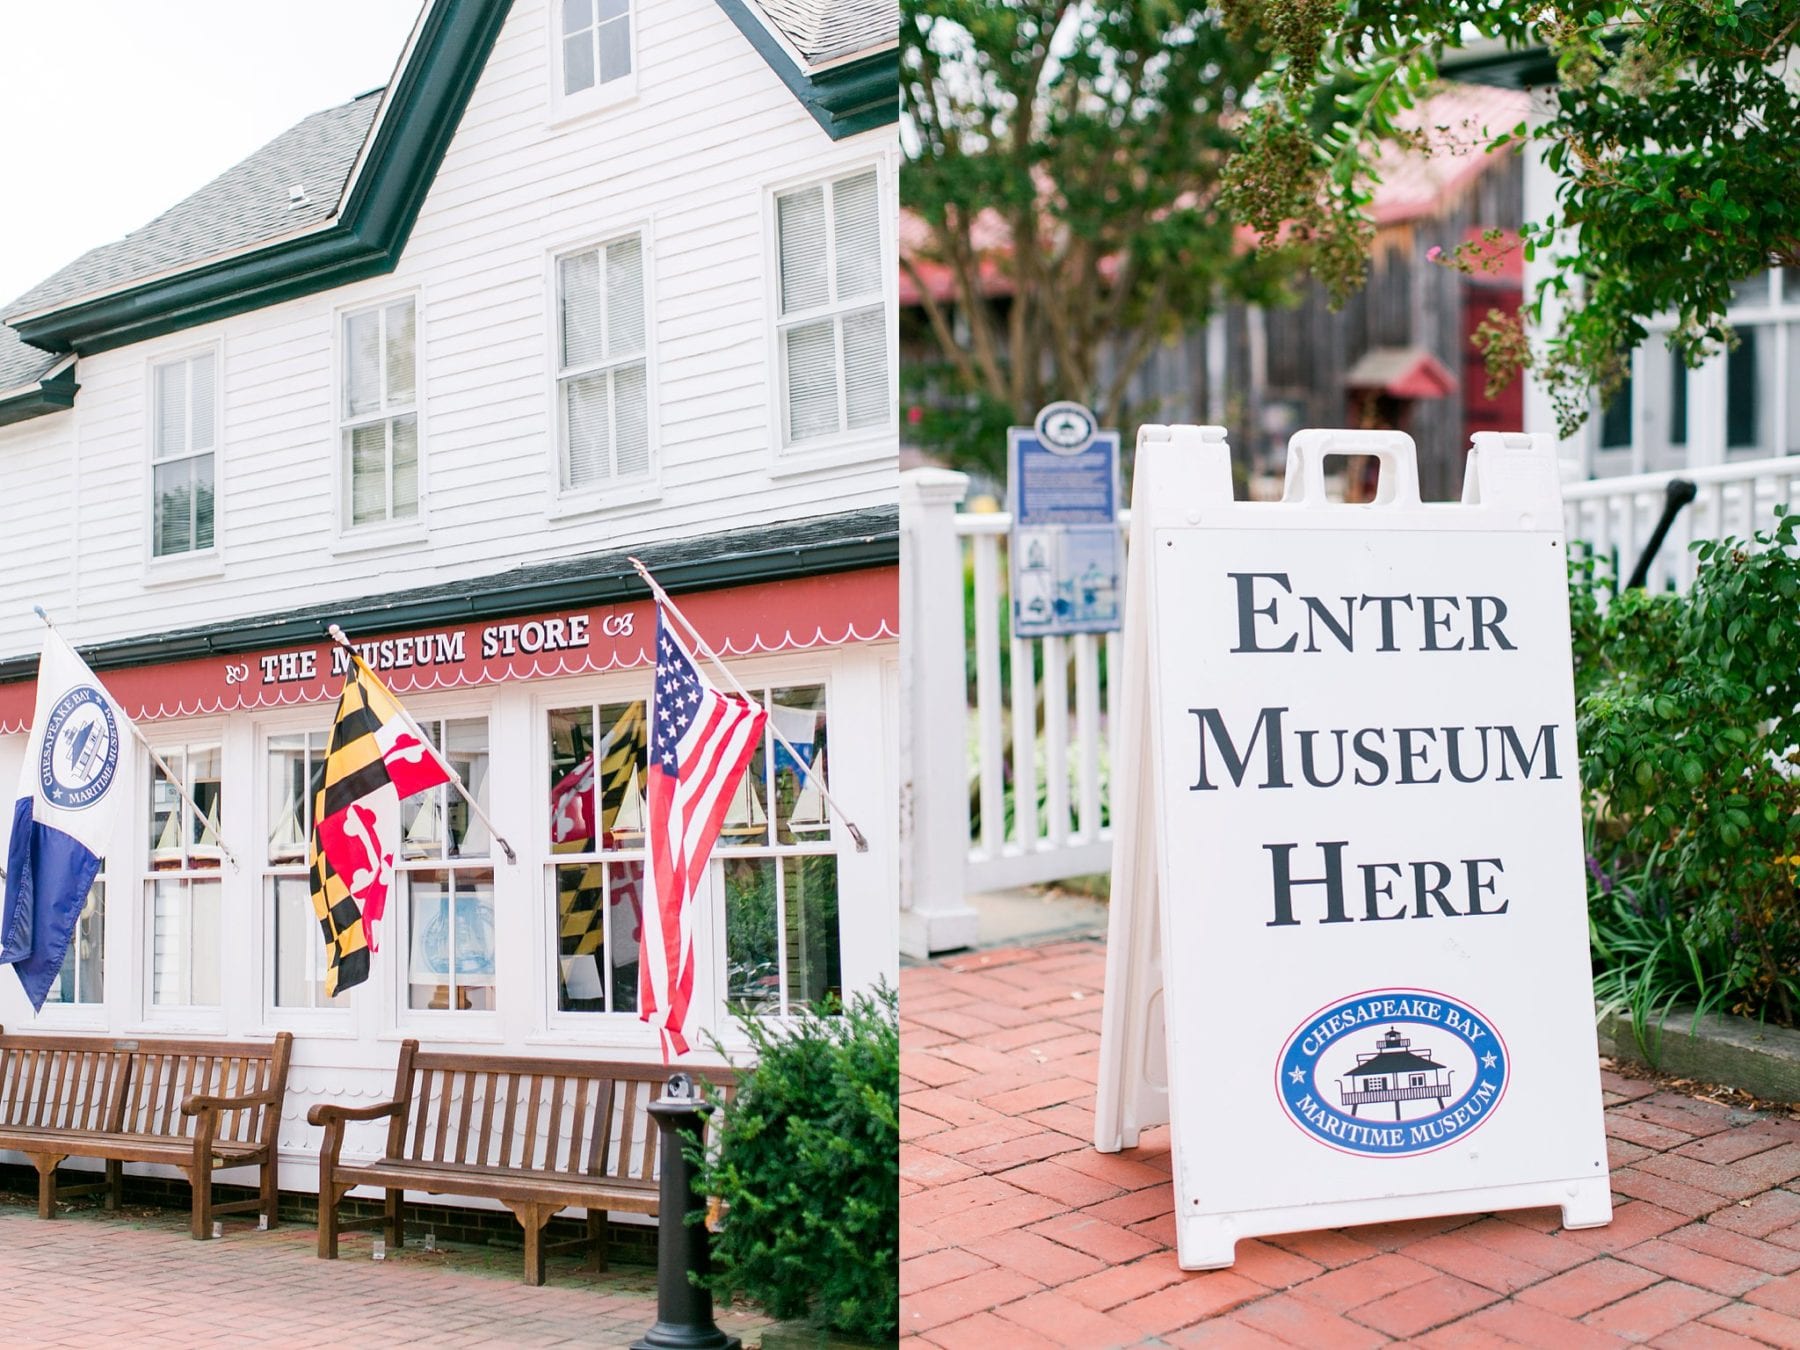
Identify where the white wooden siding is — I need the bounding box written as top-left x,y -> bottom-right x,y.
0,0 -> 898,662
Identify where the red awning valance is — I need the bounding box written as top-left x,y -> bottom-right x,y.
0,569 -> 897,735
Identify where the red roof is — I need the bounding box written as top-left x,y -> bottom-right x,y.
901,84 -> 1530,306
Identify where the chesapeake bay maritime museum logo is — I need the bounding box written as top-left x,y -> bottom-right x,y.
39,686 -> 120,811
1276,989 -> 1509,1158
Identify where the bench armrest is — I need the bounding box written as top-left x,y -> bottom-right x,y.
307,1100 -> 405,1128
182,1090 -> 279,1117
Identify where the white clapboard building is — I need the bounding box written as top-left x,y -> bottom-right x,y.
0,0 -> 898,1193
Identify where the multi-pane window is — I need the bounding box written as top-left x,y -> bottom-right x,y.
556,236 -> 649,488
341,299 -> 418,528
146,746 -> 223,1007
151,351 -> 217,556
775,169 -> 889,447
399,718 -> 493,1013
547,701 -> 648,1013
267,731 -> 343,1009
1724,269 -> 1800,458
718,685 -> 841,1016
44,881 -> 104,1006
560,0 -> 631,98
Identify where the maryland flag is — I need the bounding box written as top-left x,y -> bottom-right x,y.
310,654 -> 451,996
552,704 -> 646,1004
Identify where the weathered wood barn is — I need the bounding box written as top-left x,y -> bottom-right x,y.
901,84 -> 1528,502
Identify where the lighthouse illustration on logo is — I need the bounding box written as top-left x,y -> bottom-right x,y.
1337,1027 -> 1453,1121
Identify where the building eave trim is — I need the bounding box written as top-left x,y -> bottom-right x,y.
711,0 -> 897,140
0,507 -> 899,683
0,360 -> 80,429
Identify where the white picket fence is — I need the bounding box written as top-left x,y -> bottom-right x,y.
899,453 -> 1800,957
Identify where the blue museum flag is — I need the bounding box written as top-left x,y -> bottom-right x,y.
3,629 -> 133,1010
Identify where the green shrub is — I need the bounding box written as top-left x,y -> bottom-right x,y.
696,987 -> 899,1340
1573,508 -> 1800,1030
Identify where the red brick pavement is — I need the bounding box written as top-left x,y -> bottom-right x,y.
901,939 -> 1800,1348
0,1199 -> 771,1347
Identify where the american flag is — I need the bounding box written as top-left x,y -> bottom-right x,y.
641,604 -> 766,1057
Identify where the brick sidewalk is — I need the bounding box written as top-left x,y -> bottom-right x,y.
901,939 -> 1800,1347
0,1197 -> 772,1347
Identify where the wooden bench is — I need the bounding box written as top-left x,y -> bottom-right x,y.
310,1041 -> 735,1285
0,1030 -> 293,1238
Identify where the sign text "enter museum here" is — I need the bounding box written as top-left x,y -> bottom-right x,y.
1191,571 -> 1560,930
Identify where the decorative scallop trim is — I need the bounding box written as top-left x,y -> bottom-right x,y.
0,617 -> 898,733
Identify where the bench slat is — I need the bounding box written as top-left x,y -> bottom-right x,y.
475,1070 -> 494,1168
411,1067 -> 434,1160
521,1074 -> 542,1172
499,1071 -> 519,1170
546,1076 -> 566,1173
455,1070 -> 475,1165
567,1077 -> 589,1178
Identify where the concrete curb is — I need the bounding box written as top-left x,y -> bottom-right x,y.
1597,1004 -> 1800,1103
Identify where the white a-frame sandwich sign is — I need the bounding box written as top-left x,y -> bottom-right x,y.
1095,424 -> 1612,1269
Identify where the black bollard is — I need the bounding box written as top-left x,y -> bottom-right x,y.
631,1073 -> 740,1350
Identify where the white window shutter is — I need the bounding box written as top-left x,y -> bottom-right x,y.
386,301 -> 416,406
561,251 -> 604,367
565,372 -> 612,486
785,320 -> 840,443
605,238 -> 644,357
189,352 -> 216,451
348,425 -> 387,526
156,361 -> 187,459
391,414 -> 419,517
832,170 -> 882,302
778,186 -> 830,316
345,310 -> 382,416
841,307 -> 889,430
614,363 -> 648,477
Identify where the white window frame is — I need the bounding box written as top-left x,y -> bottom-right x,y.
387,701 -> 502,1038
333,290 -> 426,548
546,0 -> 639,127
139,733 -> 228,1030
144,340 -> 224,579
762,153 -> 899,476
545,222 -> 660,514
1721,268 -> 1800,462
258,719 -> 357,1029
1583,268 -> 1800,476
539,691 -> 653,1030
35,877 -> 109,1028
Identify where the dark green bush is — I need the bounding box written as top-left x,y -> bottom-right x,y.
1573,508 -> 1800,1030
696,986 -> 898,1340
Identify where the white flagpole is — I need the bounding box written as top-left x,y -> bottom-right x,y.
625,557 -> 870,854
325,625 -> 518,865
32,607 -> 243,874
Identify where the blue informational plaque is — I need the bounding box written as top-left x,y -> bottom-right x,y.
1008,402 -> 1125,637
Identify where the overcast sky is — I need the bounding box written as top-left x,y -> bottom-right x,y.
0,1 -> 425,307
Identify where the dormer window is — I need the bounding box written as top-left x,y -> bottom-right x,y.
560,0 -> 632,103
